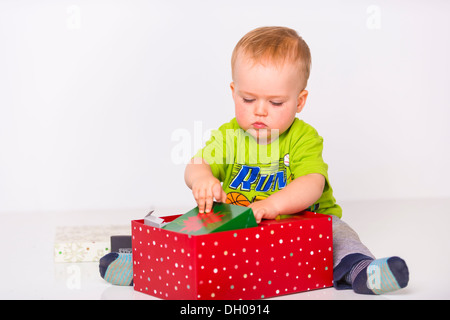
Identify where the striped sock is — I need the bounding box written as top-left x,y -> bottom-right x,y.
348,256 -> 409,294
99,252 -> 133,286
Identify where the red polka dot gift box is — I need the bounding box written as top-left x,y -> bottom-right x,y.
131,204 -> 333,300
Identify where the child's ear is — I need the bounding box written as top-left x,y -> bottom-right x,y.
296,90 -> 308,113
230,82 -> 236,98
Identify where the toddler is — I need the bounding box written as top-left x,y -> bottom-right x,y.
184,26 -> 409,295
100,26 -> 409,295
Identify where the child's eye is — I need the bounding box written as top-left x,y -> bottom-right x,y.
270,101 -> 284,107
243,98 -> 255,104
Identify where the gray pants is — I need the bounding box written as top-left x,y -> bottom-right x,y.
332,216 -> 375,289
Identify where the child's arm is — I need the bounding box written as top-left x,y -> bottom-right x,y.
184,158 -> 227,214
249,173 -> 325,223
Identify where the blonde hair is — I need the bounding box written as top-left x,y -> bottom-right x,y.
231,26 -> 312,90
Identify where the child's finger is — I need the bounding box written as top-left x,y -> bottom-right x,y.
212,184 -> 225,202
205,189 -> 214,213
192,188 -> 200,211
249,204 -> 263,223
222,191 -> 227,202
254,212 -> 263,224
197,188 -> 206,213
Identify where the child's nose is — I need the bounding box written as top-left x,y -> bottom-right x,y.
254,101 -> 268,116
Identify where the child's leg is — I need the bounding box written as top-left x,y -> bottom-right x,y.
332,216 -> 409,294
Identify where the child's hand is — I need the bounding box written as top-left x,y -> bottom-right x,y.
191,176 -> 227,214
248,198 -> 279,223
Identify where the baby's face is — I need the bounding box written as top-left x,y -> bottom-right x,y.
231,55 -> 307,143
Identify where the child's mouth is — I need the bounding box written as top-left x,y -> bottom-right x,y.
252,122 -> 267,129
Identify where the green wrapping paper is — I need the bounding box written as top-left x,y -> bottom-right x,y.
162,202 -> 257,235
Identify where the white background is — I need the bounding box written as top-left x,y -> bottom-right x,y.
1,0 -> 449,214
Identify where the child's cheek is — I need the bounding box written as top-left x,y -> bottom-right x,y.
235,103 -> 250,128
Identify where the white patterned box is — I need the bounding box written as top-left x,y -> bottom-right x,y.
54,225 -> 130,263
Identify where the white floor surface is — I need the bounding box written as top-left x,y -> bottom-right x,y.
1,198 -> 449,300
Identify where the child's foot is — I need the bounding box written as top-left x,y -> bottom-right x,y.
99,252 -> 133,286
347,256 -> 409,294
